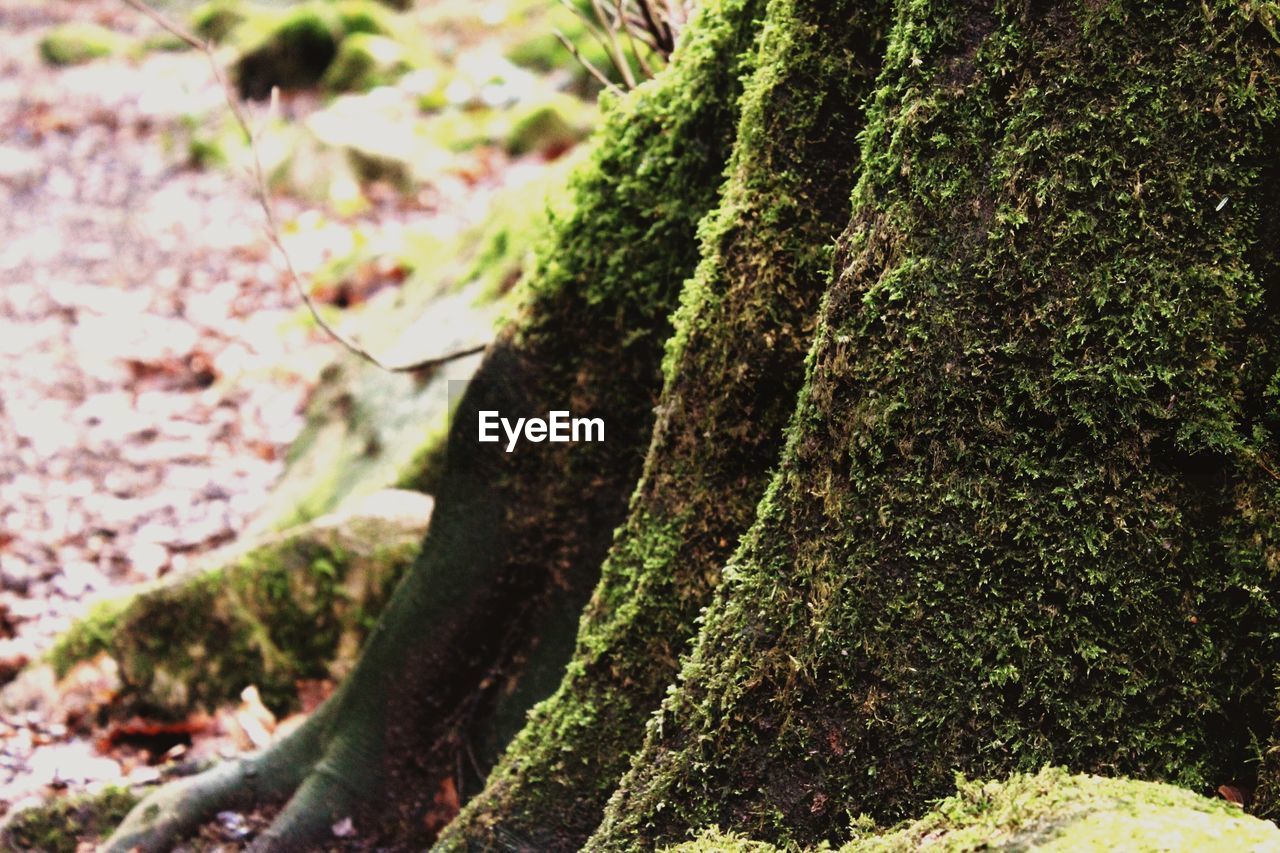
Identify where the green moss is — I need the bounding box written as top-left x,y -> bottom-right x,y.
441,0 -> 891,848
854,769 -> 1280,851
592,1 -> 1280,847
46,508 -> 426,718
669,769 -> 1280,851
0,787 -> 139,853
189,0 -> 246,44
38,24 -> 127,66
503,93 -> 595,155
230,0 -> 399,99
320,32 -> 411,92
47,598 -> 130,677
140,32 -> 191,53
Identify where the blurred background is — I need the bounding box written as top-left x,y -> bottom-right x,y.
0,0 -> 679,844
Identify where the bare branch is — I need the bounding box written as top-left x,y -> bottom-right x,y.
553,28 -> 624,95
557,0 -> 635,89
120,0 -> 488,374
589,0 -> 637,88
616,0 -> 655,80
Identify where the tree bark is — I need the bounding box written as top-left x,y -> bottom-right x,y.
593,1 -> 1280,846
439,0 -> 890,848
107,0 -> 1280,849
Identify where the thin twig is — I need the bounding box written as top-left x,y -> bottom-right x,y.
589,0 -> 637,88
553,28 -> 624,95
616,0 -> 655,79
120,0 -> 488,374
556,0 -> 634,89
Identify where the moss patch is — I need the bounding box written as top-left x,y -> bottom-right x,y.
320,32 -> 412,92
48,495 -> 430,717
0,786 -> 139,853
229,0 -> 399,99
38,24 -> 127,66
671,769 -> 1280,851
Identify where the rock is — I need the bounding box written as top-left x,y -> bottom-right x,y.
502,92 -> 595,156
306,90 -> 451,190
189,0 -> 247,44
672,768 -> 1280,851
230,0 -> 400,100
40,492 -> 436,718
0,786 -> 138,853
320,33 -> 411,93
38,24 -> 128,67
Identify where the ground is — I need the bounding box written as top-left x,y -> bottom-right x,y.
0,0 -> 592,839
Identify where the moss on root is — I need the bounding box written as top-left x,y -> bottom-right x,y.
670,768 -> 1280,852
48,496 -> 428,718
439,0 -> 891,848
0,787 -> 139,853
592,1 -> 1280,847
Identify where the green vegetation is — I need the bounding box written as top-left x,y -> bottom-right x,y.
439,0 -> 891,846
319,32 -> 412,92
228,1 -> 401,99
48,499 -> 427,717
671,769 -> 1280,852
38,24 -> 128,66
190,0 -> 247,43
1,787 -> 139,853
55,0 -> 1280,849
591,2 -> 1280,847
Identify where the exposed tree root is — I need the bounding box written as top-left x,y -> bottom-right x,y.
104,701 -> 332,851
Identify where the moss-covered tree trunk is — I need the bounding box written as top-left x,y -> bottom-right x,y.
107,0 -> 1280,850
591,0 -> 1280,847
438,0 -> 890,847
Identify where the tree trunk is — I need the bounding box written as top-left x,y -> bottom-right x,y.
439,0 -> 890,848
106,0 -> 1280,850
592,0 -> 1280,847
105,1 -> 763,848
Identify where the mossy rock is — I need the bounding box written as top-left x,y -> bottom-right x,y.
231,0 -> 399,99
320,32 -> 411,92
502,92 -> 595,156
38,23 -> 127,67
0,786 -> 139,853
671,769 -> 1280,851
306,91 -> 449,189
189,0 -> 247,44
43,491 -> 433,718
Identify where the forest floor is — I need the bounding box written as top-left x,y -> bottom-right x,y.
0,0 -> 336,819
0,0 -> 578,832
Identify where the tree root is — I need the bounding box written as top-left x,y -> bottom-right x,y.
103,645 -> 387,852
102,712 -> 326,852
